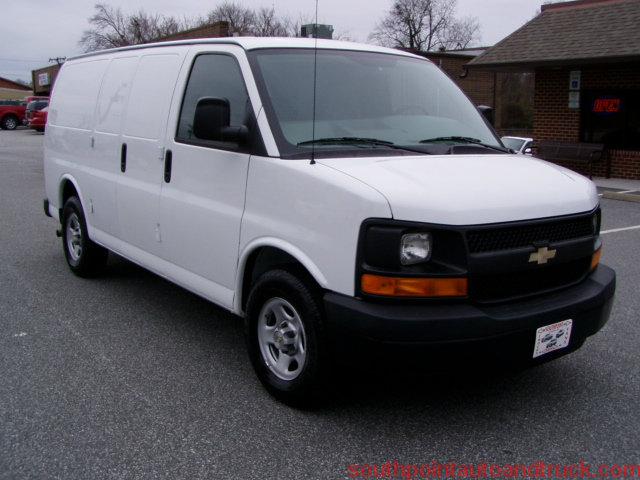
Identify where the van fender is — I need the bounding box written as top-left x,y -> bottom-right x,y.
57,173 -> 86,216
234,237 -> 329,315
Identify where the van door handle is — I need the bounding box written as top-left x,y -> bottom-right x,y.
164,149 -> 172,183
120,143 -> 127,173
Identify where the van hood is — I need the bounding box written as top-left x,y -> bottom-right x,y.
318,154 -> 599,225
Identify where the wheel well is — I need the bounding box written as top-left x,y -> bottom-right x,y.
241,247 -> 319,310
61,180 -> 79,212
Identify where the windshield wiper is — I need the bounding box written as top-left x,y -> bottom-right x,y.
419,136 -> 509,153
297,137 -> 430,155
298,137 -> 395,147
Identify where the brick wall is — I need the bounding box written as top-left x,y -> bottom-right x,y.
158,21 -> 230,42
533,64 -> 640,179
425,55 -> 496,108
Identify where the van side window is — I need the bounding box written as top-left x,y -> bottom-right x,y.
176,54 -> 250,151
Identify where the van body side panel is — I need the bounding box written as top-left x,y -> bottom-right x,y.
89,227 -> 235,308
238,157 -> 392,307
45,59 -> 109,212
117,52 -> 185,257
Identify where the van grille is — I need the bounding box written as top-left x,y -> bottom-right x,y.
470,257 -> 591,303
466,215 -> 596,253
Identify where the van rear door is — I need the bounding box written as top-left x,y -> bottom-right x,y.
90,55 -> 138,237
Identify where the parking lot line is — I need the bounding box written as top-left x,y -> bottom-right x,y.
601,225 -> 640,235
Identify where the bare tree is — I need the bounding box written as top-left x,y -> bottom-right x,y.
253,7 -> 290,37
206,2 -> 256,36
79,3 -> 196,52
441,15 -> 480,49
369,0 -> 480,51
79,1 -> 344,52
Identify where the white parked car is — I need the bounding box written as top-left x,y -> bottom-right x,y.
501,136 -> 534,155
43,38 -> 615,405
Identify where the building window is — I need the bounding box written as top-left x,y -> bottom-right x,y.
581,90 -> 640,150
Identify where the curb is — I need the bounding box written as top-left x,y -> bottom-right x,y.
602,191 -> 640,203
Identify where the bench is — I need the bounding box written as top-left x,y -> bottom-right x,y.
535,141 -> 609,179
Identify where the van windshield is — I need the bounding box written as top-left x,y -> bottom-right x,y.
248,48 -> 502,158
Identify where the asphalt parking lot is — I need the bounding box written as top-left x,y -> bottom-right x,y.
1,129 -> 639,479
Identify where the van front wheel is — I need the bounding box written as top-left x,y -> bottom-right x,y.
245,269 -> 328,406
61,196 -> 108,277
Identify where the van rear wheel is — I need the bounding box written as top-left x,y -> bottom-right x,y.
245,269 -> 328,406
61,196 -> 108,277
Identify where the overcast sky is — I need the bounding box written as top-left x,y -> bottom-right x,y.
1,0 -> 541,83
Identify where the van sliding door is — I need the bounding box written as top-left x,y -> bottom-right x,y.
117,52 -> 183,256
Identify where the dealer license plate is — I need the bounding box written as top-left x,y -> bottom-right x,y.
533,319 -> 573,358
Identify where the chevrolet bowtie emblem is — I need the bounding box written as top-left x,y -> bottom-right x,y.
529,246 -> 557,265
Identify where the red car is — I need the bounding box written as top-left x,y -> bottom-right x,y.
24,100 -> 49,126
29,106 -> 48,132
0,101 -> 26,130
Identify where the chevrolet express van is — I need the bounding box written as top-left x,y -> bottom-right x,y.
43,38 -> 615,404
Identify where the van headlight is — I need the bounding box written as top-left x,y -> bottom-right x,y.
400,233 -> 432,265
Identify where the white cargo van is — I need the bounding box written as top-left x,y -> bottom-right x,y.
44,38 -> 615,404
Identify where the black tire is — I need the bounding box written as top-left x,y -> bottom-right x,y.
61,196 -> 108,277
1,115 -> 19,130
245,269 -> 328,407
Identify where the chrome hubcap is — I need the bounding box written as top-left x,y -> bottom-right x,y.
6,118 -> 16,129
66,213 -> 82,261
257,297 -> 307,381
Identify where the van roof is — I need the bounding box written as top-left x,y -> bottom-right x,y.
69,37 -> 423,61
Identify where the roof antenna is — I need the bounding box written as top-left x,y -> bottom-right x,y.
310,0 -> 319,165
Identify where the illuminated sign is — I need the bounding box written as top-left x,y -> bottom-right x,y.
593,98 -> 621,113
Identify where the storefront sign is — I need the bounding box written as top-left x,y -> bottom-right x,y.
593,98 -> 621,113
569,70 -> 581,91
38,72 -> 50,86
568,91 -> 580,109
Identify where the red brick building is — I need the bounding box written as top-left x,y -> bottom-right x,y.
420,48 -> 496,108
157,21 -> 230,42
0,77 -> 30,91
420,48 -> 534,137
0,76 -> 31,100
469,0 -> 640,180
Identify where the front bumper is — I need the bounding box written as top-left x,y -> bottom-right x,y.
324,265 -> 615,365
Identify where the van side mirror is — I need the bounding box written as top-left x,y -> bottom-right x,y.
524,147 -> 532,155
477,105 -> 494,126
193,97 -> 248,144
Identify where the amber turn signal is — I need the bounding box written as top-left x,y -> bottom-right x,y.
361,274 -> 468,298
591,247 -> 602,271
